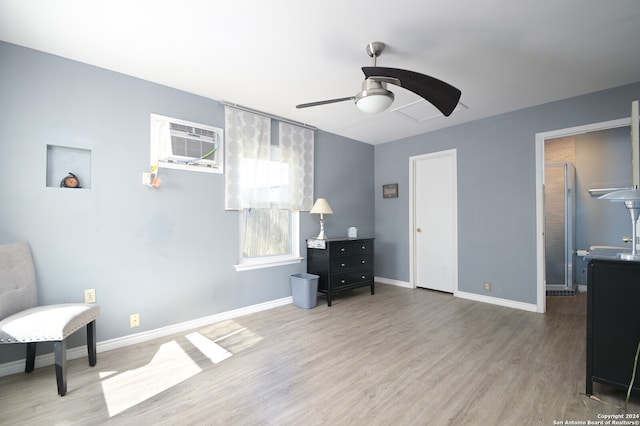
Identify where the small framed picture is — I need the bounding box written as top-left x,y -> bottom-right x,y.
382,183 -> 398,198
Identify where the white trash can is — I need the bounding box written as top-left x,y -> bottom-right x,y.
290,273 -> 319,309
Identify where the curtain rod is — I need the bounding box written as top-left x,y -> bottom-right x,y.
220,101 -> 316,131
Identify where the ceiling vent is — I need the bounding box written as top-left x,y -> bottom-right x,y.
392,100 -> 467,122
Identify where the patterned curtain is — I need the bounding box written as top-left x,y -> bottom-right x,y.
224,107 -> 271,210
278,122 -> 314,211
225,106 -> 315,211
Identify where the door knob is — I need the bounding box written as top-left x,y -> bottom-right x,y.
417,227 -> 422,232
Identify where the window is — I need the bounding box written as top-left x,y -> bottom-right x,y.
236,147 -> 301,270
224,106 -> 314,271
241,208 -> 296,258
239,208 -> 300,269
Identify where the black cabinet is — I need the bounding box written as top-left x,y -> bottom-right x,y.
586,259 -> 640,395
307,238 -> 374,306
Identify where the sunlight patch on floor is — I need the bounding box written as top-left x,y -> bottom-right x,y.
186,332 -> 233,364
98,320 -> 264,417
198,320 -> 264,354
101,340 -> 202,417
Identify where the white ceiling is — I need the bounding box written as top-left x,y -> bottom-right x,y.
1,0 -> 640,145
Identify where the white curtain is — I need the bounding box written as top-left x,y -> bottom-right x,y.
224,106 -> 314,211
224,107 -> 271,210
278,122 -> 314,211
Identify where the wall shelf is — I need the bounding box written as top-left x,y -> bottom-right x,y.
46,145 -> 92,189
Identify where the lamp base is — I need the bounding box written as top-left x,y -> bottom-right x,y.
315,217 -> 328,240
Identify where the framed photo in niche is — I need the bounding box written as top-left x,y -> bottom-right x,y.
382,183 -> 398,198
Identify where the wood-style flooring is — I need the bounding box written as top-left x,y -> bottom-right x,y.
1,284 -> 638,425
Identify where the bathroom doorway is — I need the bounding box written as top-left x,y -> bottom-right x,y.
535,118 -> 633,312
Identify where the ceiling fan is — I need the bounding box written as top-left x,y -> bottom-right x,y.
296,42 -> 462,116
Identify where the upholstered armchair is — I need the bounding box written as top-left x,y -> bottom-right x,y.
0,242 -> 100,396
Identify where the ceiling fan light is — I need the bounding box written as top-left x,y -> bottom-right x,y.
356,93 -> 394,113
355,79 -> 395,113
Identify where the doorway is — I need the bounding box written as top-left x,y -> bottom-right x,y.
535,118 -> 632,312
409,149 -> 458,293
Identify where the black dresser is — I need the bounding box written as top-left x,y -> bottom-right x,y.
586,258 -> 640,395
307,238 -> 374,306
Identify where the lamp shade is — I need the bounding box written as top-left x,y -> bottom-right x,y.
310,198 -> 333,215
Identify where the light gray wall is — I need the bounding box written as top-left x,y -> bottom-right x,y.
575,127 -> 633,248
374,82 -> 640,304
0,42 -> 373,363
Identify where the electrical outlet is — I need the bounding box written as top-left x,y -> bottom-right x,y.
483,281 -> 492,291
142,172 -> 152,185
84,288 -> 96,304
130,313 -> 140,328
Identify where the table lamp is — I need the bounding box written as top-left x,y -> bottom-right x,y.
310,198 -> 333,240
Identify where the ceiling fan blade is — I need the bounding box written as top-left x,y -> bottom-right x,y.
296,96 -> 355,109
363,67 -> 461,116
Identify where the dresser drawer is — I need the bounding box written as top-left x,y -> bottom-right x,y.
354,240 -> 373,254
332,270 -> 374,289
332,241 -> 353,256
331,254 -> 372,271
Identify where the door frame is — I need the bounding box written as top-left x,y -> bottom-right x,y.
535,117 -> 630,313
409,149 -> 459,292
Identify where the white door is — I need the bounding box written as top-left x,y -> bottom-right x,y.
411,149 -> 458,293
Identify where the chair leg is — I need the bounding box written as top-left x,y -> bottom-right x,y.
25,343 -> 37,373
87,320 -> 97,366
54,340 -> 67,396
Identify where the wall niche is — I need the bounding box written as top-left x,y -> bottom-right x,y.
46,145 -> 92,189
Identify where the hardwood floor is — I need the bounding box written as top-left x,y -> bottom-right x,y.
1,284 -> 638,425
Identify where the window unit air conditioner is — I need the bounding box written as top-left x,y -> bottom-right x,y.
150,113 -> 224,174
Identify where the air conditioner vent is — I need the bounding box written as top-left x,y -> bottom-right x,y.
150,114 -> 224,174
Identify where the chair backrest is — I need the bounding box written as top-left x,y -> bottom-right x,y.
0,242 -> 38,319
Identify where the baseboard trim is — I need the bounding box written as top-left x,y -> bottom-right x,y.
0,296 -> 293,378
375,276 -> 412,288
455,291 -> 538,313
375,279 -> 537,312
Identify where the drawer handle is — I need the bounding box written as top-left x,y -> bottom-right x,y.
361,245 -> 366,249
361,260 -> 366,264
361,275 -> 366,280
340,248 -> 346,252
341,263 -> 346,267
341,279 -> 346,284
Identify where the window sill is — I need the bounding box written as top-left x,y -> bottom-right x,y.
234,256 -> 303,272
